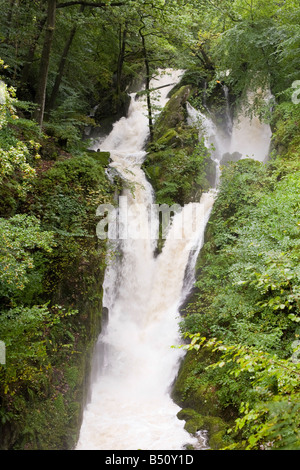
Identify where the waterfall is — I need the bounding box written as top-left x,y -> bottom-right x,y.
222,84 -> 233,136
229,88 -> 272,162
187,85 -> 272,176
186,102 -> 228,187
76,69 -> 214,451
76,72 -> 272,451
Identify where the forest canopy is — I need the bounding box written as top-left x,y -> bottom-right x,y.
1,0 -> 299,130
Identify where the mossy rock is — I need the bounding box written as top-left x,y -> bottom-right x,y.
172,350 -> 221,414
144,147 -> 215,207
177,408 -> 206,434
94,90 -> 131,124
153,85 -> 192,140
220,151 -> 242,166
86,150 -> 110,166
144,86 -> 216,207
155,128 -> 179,148
177,408 -> 227,450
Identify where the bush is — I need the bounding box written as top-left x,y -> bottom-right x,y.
180,158 -> 300,449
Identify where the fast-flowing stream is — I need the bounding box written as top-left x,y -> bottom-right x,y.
76,70 -> 272,450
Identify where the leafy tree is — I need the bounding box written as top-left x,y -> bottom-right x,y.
0,304 -> 77,398
0,214 -> 54,299
0,66 -> 41,214
182,334 -> 300,450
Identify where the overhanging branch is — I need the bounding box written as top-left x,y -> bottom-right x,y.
57,1 -> 125,8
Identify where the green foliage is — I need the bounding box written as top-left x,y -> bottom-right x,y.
180,158 -> 300,449
0,68 -> 114,448
0,304 -> 77,398
0,140 -> 36,193
0,77 -> 41,213
182,335 -> 300,450
210,159 -> 274,244
270,95 -> 300,176
45,99 -> 97,153
145,138 -> 212,206
0,0 -> 299,451
185,0 -> 300,114
144,84 -> 215,206
30,154 -> 113,234
0,214 -> 54,298
0,76 -> 17,127
21,153 -> 114,309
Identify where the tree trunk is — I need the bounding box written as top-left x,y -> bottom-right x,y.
139,25 -> 153,142
34,0 -> 57,127
116,24 -> 127,96
21,15 -> 47,90
47,5 -> 85,112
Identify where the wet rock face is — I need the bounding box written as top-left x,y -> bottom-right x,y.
177,408 -> 227,450
93,91 -> 131,136
143,84 -> 215,208
172,350 -> 229,450
153,85 -> 192,141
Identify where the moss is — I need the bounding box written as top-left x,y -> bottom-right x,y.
144,138 -> 214,207
15,393 -> 72,450
173,350 -> 221,412
143,82 -> 217,208
86,150 -> 111,166
177,408 -> 205,434
155,128 -> 179,148
172,349 -> 232,449
177,408 -> 227,450
153,85 -> 192,140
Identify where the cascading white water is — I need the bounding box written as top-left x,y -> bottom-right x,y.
229,89 -> 272,162
76,69 -> 214,451
186,101 -> 229,187
187,85 -> 272,175
76,72 -> 272,451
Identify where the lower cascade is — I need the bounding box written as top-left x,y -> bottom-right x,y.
76,70 -> 272,451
